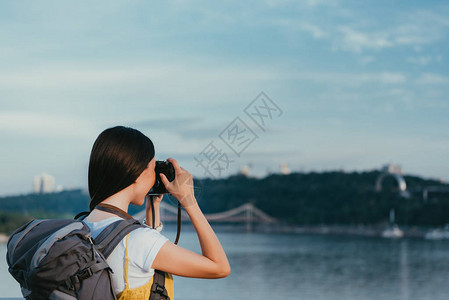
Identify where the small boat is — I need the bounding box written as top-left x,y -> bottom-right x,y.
382,224 -> 404,238
425,225 -> 449,240
381,209 -> 404,238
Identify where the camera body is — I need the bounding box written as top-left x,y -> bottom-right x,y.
148,160 -> 175,195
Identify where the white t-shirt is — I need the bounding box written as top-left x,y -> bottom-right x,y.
84,217 -> 169,295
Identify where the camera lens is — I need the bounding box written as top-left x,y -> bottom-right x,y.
148,160 -> 175,195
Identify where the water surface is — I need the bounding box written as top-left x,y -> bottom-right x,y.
2,227 -> 449,299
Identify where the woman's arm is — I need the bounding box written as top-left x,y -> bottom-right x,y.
151,158 -> 231,279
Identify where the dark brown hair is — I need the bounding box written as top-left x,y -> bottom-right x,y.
88,126 -> 155,210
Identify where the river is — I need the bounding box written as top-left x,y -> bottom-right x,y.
2,226 -> 449,299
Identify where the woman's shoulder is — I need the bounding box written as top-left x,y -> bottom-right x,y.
126,225 -> 170,271
84,217 -> 169,249
128,225 -> 169,243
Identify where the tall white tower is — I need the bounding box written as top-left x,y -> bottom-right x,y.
33,176 -> 41,194
33,173 -> 55,194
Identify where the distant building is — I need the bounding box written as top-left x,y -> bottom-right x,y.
33,173 -> 55,194
239,165 -> 252,177
382,164 -> 402,174
280,163 -> 290,175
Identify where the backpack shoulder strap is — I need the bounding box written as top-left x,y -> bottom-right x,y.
93,219 -> 144,259
149,270 -> 170,300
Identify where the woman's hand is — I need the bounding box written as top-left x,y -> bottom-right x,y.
160,158 -> 197,208
154,158 -> 230,279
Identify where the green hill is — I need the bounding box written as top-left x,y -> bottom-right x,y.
195,171 -> 449,226
0,171 -> 448,234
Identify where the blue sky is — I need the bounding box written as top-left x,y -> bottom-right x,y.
0,0 -> 448,196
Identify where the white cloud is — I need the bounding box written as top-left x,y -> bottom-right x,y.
264,0 -> 293,7
0,68 -> 130,89
0,60 -> 409,108
331,10 -> 449,53
395,10 -> 449,45
360,56 -> 376,65
300,22 -> 328,39
336,26 -> 393,53
407,56 -> 433,66
407,55 -> 443,66
414,73 -> 449,85
306,0 -> 321,6
0,61 -> 276,91
264,0 -> 339,8
273,18 -> 329,39
0,111 -> 97,139
290,71 -> 406,85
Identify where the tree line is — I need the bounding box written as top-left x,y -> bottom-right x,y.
0,171 -> 448,234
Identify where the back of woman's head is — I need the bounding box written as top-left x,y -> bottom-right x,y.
88,126 -> 155,210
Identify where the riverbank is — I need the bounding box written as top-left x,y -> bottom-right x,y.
165,223 -> 440,239
260,224 -> 429,238
0,233 -> 8,243
1,223 -> 446,243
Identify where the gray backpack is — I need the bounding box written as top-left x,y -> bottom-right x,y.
6,218 -> 144,300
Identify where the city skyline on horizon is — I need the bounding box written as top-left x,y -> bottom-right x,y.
6,162 -> 444,198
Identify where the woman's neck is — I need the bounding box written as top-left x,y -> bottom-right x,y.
101,194 -> 131,212
85,186 -> 134,222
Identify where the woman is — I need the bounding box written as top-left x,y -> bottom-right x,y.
82,126 -> 230,299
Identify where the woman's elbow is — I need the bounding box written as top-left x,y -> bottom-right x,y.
223,265 -> 231,277
214,263 -> 231,278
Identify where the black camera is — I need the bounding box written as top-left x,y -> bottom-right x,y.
148,160 -> 175,195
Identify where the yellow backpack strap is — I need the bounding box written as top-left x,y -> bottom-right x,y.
123,234 -> 130,290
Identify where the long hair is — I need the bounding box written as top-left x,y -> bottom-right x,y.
88,126 -> 155,210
